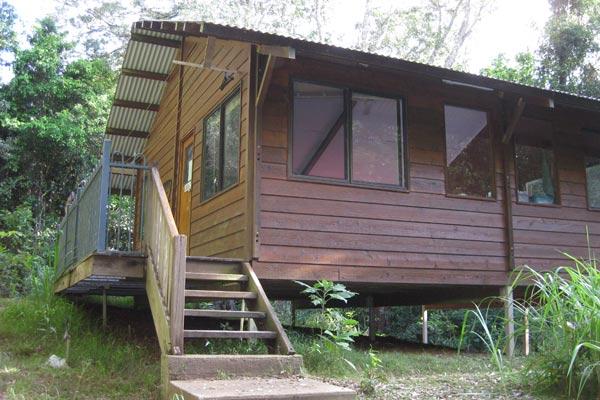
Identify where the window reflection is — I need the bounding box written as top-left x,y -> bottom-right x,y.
444,105 -> 494,198
515,141 -> 557,204
352,93 -> 401,185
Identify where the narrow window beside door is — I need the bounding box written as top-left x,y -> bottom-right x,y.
201,88 -> 241,201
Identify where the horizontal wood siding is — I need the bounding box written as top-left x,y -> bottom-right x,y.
144,37 -> 251,259
511,115 -> 599,270
255,58 -> 509,286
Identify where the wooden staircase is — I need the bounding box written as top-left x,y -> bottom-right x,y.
142,167 -> 355,399
180,257 -> 291,351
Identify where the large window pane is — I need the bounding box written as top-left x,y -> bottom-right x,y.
515,142 -> 557,204
586,157 -> 600,208
202,110 -> 221,200
351,93 -> 401,185
223,92 -> 241,189
444,105 -> 494,198
292,82 -> 346,179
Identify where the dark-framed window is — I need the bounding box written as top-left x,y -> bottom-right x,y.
443,104 -> 495,199
514,130 -> 558,205
201,88 -> 241,201
291,80 -> 406,188
583,130 -> 600,209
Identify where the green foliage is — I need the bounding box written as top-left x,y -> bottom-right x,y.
107,195 -> 135,251
517,254 -> 600,398
483,0 -> 600,98
0,297 -> 160,398
295,280 -> 359,350
296,280 -> 360,372
0,205 -> 54,297
0,17 -> 115,228
481,52 -> 542,86
463,251 -> 600,399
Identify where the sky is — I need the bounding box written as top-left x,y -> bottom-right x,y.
5,0 -> 551,73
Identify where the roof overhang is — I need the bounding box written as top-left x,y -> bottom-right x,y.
106,20 -> 600,159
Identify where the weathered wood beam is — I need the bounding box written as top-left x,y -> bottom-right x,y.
106,127 -> 149,138
257,44 -> 295,59
203,36 -> 216,68
130,33 -> 181,48
501,286 -> 515,359
121,68 -> 169,81
502,97 -> 525,144
113,99 -> 160,112
256,55 -> 275,108
172,60 -> 238,75
421,305 -> 428,345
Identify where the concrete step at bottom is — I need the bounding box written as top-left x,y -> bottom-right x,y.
166,355 -> 304,380
170,377 -> 356,400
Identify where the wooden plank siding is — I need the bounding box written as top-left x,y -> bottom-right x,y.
510,114 -> 600,270
144,40 -> 600,291
253,57 -> 508,286
144,36 -> 252,259
253,56 -> 600,287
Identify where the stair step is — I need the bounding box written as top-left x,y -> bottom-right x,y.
166,355 -> 303,380
186,272 -> 248,282
185,290 -> 257,300
184,330 -> 277,339
186,257 -> 242,274
184,309 -> 266,319
170,377 -> 356,400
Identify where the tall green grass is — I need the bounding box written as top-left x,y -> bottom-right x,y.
517,254 -> 600,398
463,252 -> 600,399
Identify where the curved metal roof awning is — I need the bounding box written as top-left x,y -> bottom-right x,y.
105,24 -> 184,159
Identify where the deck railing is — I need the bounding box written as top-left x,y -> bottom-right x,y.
56,140 -> 148,276
143,166 -> 186,354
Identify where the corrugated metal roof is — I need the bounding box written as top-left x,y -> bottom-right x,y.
108,106 -> 155,132
122,40 -> 178,73
108,134 -> 149,157
105,20 -> 600,159
105,27 -> 183,158
115,75 -> 166,104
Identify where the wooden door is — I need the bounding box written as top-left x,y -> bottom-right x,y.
177,134 -> 194,239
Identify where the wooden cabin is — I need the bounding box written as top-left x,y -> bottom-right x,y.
53,20 -> 600,397
121,20 -> 600,302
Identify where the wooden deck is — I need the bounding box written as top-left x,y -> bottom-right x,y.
54,253 -> 145,295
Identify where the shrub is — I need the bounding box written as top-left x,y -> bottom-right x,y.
517,255 -> 600,398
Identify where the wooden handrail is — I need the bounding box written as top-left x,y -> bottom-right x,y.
150,167 -> 179,237
242,262 -> 295,355
144,167 -> 186,355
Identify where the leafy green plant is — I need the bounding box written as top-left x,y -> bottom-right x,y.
295,280 -> 359,349
359,348 -> 384,396
295,280 -> 360,371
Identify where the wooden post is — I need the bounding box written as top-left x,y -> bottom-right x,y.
501,286 -> 515,358
524,307 -> 530,356
290,300 -> 296,328
421,306 -> 428,345
102,287 -> 107,329
240,299 -> 246,331
367,295 -> 375,342
170,235 -> 187,355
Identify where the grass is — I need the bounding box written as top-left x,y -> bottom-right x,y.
0,295 -> 563,399
0,296 -> 160,399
